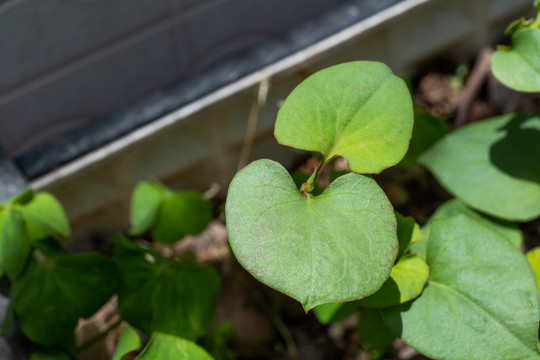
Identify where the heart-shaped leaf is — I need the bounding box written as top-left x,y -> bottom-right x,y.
136,332 -> 214,360
0,210 -> 31,278
18,192 -> 70,241
491,28 -> 540,92
430,198 -> 522,248
357,254 -> 428,308
420,114 -> 540,221
274,61 -> 413,174
382,215 -> 540,359
130,181 -> 165,235
226,159 -> 397,311
116,237 -> 220,340
14,251 -> 117,346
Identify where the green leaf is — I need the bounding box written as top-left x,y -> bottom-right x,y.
491,28 -> 540,92
116,238 -> 220,340
313,301 -> 359,324
136,332 -> 214,360
535,0 -> 540,12
19,192 -> 70,240
226,159 -> 398,311
382,215 -> 540,359
395,213 -> 422,261
0,210 -> 31,278
357,254 -> 428,308
129,181 -> 164,235
357,308 -> 396,349
430,198 -> 522,248
14,252 -> 117,346
152,191 -> 212,244
274,61 -> 413,174
420,114 -> 540,221
526,247 -> 540,297
112,325 -> 142,360
399,108 -> 450,168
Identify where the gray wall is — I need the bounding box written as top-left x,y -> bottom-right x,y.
0,0 -> 346,157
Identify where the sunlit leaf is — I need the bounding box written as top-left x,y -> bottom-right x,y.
226,159 -> 397,311
275,62 -> 413,174
383,216 -> 540,359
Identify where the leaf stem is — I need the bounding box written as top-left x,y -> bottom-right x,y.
300,157 -> 327,194
76,318 -> 122,353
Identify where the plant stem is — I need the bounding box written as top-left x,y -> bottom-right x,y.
76,318 -> 122,353
301,157 -> 326,194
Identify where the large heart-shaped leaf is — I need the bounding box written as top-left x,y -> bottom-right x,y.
136,332 -> 214,360
226,159 -> 397,311
420,114 -> 540,221
14,252 -> 117,346
274,61 -> 413,174
357,254 -> 428,308
115,237 -> 220,340
491,28 -> 540,92
382,215 -> 540,359
18,192 -> 70,241
430,198 -> 522,248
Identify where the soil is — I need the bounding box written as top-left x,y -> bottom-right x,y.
73,49 -> 540,360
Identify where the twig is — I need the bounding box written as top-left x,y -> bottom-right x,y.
454,47 -> 493,128
237,77 -> 270,171
76,317 -> 122,353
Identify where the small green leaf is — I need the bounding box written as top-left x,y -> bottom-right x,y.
19,192 -> 70,240
382,216 -> 540,359
226,159 -> 398,311
357,254 -> 428,308
357,308 -> 396,349
395,213 -> 422,261
152,191 -> 212,244
136,332 -> 215,360
129,181 -> 164,235
313,301 -> 359,324
429,198 -> 523,248
0,210 -> 31,278
399,108 -> 450,168
116,238 -> 220,340
14,252 -> 117,346
420,114 -> 540,221
492,28 -> 540,92
112,325 -> 141,360
526,247 -> 540,297
274,61 -> 413,174
535,0 -> 540,12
